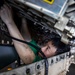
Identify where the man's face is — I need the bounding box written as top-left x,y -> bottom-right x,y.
39,41 -> 57,58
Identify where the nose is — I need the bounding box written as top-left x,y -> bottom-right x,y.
41,46 -> 47,53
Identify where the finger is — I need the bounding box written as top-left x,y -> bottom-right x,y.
3,4 -> 9,10
3,4 -> 7,8
1,6 -> 4,10
1,5 -> 10,16
0,6 -> 7,17
5,2 -> 11,9
4,4 -> 9,8
0,8 -> 4,13
1,5 -> 6,12
1,6 -> 6,13
4,4 -> 12,14
4,4 -> 11,11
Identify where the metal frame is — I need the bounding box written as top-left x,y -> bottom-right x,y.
17,0 -> 68,20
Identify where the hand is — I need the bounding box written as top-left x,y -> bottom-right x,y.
0,5 -> 14,25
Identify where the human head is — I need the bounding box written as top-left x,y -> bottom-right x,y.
39,32 -> 70,58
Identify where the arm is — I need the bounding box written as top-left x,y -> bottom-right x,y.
0,5 -> 35,64
21,18 -> 31,42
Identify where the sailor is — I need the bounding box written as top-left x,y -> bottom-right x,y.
0,5 -> 70,64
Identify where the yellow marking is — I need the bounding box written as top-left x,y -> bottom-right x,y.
43,0 -> 54,5
7,68 -> 12,71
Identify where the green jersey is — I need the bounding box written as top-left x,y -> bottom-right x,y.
29,40 -> 42,62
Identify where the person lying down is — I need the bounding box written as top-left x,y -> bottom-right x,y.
0,5 -> 70,64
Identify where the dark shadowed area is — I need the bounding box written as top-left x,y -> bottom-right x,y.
67,64 -> 75,75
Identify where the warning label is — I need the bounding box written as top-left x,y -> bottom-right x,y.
43,0 -> 54,4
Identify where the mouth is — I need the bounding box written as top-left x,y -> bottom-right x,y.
38,52 -> 44,58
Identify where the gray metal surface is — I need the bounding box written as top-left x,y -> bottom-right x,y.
1,0 -> 75,75
17,0 -> 68,19
0,52 -> 70,75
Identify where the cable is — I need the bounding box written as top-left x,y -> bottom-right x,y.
0,28 -> 48,75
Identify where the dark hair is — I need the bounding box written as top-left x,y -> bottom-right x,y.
55,42 -> 70,55
39,32 -> 70,55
